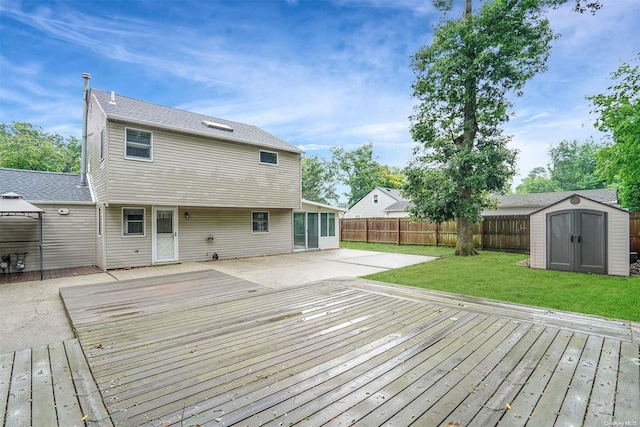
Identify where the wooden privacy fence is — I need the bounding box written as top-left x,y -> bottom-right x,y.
631,213 -> 640,254
341,216 -> 530,253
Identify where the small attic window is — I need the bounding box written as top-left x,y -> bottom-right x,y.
202,120 -> 233,132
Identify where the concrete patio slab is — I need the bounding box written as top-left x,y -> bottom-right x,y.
209,248 -> 435,288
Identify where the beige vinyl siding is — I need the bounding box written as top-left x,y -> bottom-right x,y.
529,197 -> 630,276
96,204 -> 106,270
86,94 -> 108,203
0,204 -> 96,272
105,123 -> 301,208
344,188 -> 398,218
179,208 -> 292,261
104,205 -> 153,269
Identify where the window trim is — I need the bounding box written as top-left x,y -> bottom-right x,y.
259,150 -> 278,166
251,211 -> 270,234
373,194 -> 379,204
124,127 -> 153,162
122,207 -> 146,237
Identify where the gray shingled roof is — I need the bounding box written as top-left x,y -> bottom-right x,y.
375,187 -> 406,201
490,189 -> 618,208
384,200 -> 411,212
0,168 -> 94,202
92,89 -> 302,153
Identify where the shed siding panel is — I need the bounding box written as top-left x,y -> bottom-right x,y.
104,124 -> 300,208
530,212 -> 546,269
0,204 -> 96,272
608,209 -> 629,276
344,189 -> 399,218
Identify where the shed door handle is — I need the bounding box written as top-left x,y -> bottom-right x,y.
577,235 -> 581,243
570,235 -> 574,242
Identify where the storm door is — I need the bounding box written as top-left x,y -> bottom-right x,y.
547,209 -> 606,274
153,207 -> 178,263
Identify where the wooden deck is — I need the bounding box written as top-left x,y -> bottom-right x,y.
0,266 -> 102,284
0,339 -> 112,426
56,270 -> 639,426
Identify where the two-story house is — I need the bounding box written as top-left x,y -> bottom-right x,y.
86,87 -> 305,270
0,76 -> 343,274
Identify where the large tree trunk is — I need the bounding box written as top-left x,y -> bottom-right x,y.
456,215 -> 478,256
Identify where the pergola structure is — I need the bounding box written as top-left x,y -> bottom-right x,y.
0,192 -> 44,280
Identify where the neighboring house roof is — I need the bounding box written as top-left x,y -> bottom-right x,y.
489,189 -> 618,209
0,168 -> 94,203
92,89 -> 302,154
384,200 -> 411,213
375,187 -> 405,202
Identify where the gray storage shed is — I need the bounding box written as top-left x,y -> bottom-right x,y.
530,194 -> 629,276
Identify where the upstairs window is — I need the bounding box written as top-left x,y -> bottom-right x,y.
259,150 -> 278,165
373,195 -> 379,204
123,208 -> 145,237
125,128 -> 153,161
252,211 -> 269,233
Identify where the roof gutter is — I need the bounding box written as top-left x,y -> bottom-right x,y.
80,73 -> 91,186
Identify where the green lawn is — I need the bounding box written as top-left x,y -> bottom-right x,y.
341,241 -> 640,322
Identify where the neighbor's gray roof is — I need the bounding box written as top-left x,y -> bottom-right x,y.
0,168 -> 94,202
92,89 -> 302,154
490,189 -> 618,208
375,187 -> 406,202
384,200 -> 411,212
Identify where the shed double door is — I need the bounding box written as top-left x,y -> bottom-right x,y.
547,209 -> 606,274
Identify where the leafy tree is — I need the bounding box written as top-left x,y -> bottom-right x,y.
404,0 -> 556,256
301,155 -> 338,205
330,143 -> 397,208
379,165 -> 406,189
589,54 -> 640,210
547,139 -> 607,191
0,122 -> 80,173
515,166 -> 562,193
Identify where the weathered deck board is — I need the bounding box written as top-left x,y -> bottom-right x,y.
58,271 -> 640,427
0,340 -> 112,427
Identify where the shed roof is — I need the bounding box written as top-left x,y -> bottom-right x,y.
92,89 -> 302,154
490,189 -> 618,209
0,168 -> 94,203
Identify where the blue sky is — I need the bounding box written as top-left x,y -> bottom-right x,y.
1,0 -> 639,189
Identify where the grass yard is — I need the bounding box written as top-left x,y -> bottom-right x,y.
341,241 -> 640,322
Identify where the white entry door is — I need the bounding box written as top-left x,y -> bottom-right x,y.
153,207 -> 178,263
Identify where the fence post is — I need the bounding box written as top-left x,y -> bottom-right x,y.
365,218 -> 369,243
480,219 -> 484,250
435,222 -> 439,247
397,218 -> 401,245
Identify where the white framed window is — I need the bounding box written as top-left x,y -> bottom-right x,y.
373,195 -> 379,204
321,213 -> 336,237
97,207 -> 102,237
100,128 -> 105,161
252,211 -> 269,233
125,128 -> 153,161
122,207 -> 146,237
259,150 -> 278,165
